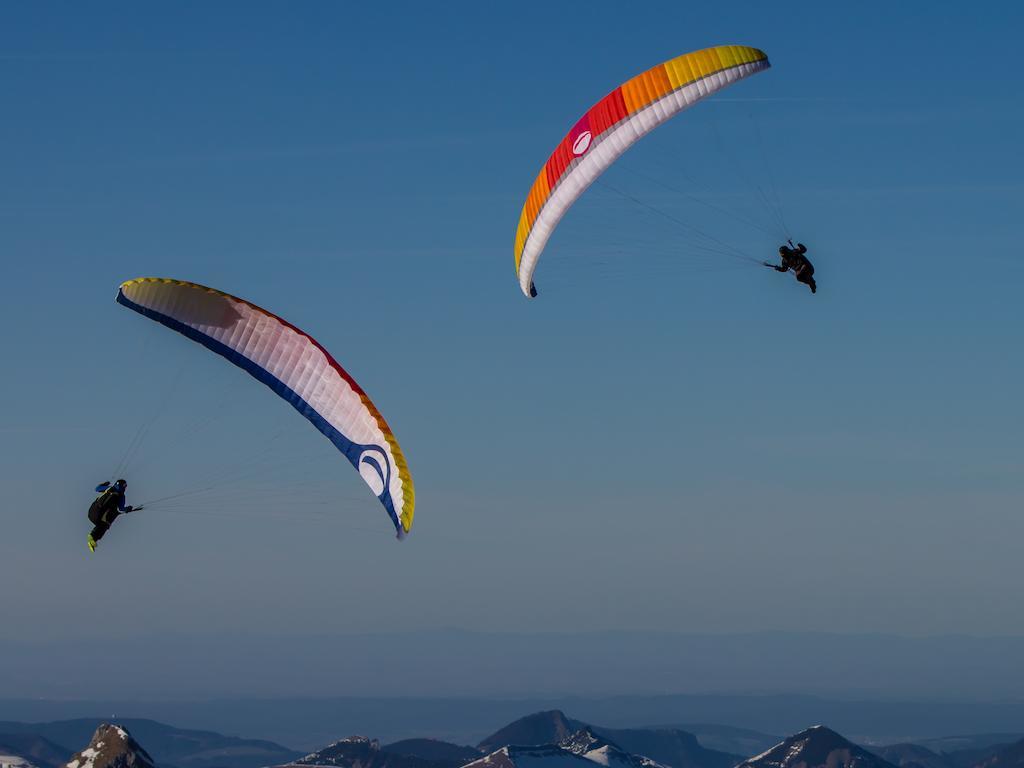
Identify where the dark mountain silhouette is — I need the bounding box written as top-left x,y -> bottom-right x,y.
873,744 -> 953,768
0,734 -> 71,768
657,726 -> 778,758
945,750 -> 1007,768
737,725 -> 896,768
971,738 -> 1024,768
291,736 -> 456,768
915,738 -> 1024,759
873,739 -> 1015,768
589,727 -> 739,768
381,740 -> 480,765
476,711 -> 738,768
478,713 -> 583,753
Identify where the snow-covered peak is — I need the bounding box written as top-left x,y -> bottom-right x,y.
738,726 -> 891,768
64,724 -> 154,768
559,731 -> 606,757
295,737 -> 383,768
282,735 -> 484,768
465,739 -> 668,768
556,730 -> 666,768
464,744 -> 594,768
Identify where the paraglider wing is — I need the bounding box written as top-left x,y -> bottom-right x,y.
116,278 -> 415,538
513,44 -> 770,297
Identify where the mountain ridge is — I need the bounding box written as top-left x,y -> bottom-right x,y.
738,725 -> 896,768
0,719 -> 299,768
65,724 -> 155,768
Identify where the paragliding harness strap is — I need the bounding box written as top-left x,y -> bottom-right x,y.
89,487 -> 116,525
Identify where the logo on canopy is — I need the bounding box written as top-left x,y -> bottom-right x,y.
572,130 -> 592,156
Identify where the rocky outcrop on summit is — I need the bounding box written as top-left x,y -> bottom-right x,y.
64,725 -> 154,768
738,726 -> 896,768
558,731 -> 613,757
557,728 -> 663,768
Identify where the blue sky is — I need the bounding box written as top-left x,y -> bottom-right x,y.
1,1 -> 1023,677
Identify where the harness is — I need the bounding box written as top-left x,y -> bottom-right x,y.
92,486 -> 121,524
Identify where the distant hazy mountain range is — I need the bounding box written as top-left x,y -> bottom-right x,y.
874,736 -> 1024,768
4,695 -> 1024,749
274,710 -> 1024,768
7,632 -> 1024,703
475,711 -> 743,768
3,708 -> 1024,768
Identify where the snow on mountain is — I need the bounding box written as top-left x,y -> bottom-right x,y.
294,737 -> 384,768
0,735 -> 70,768
64,725 -> 155,768
1,755 -> 38,768
587,727 -> 740,768
479,712 -> 739,768
463,730 -> 668,768
558,729 -> 663,768
739,726 -> 896,768
559,730 -> 622,762
0,718 -> 298,768
289,736 -> 461,768
463,745 -> 599,768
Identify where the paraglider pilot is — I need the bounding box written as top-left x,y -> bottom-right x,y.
766,241 -> 816,294
87,479 -> 141,552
